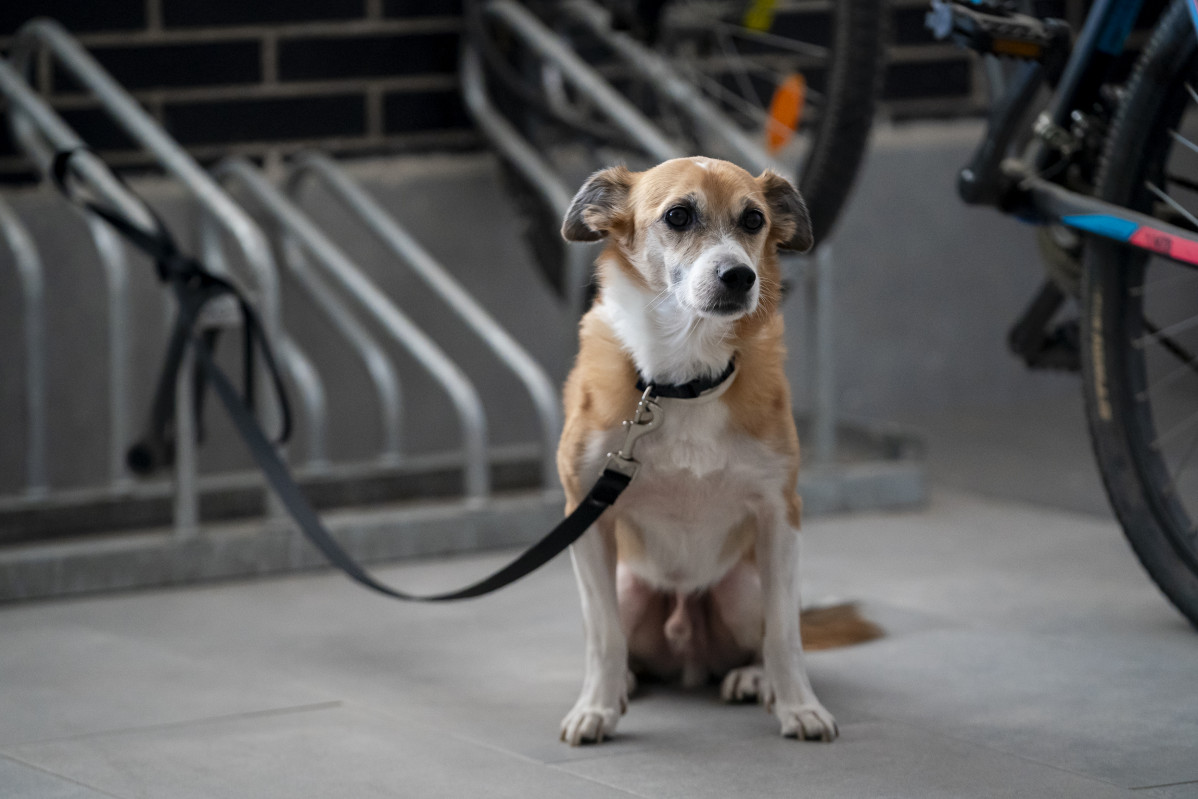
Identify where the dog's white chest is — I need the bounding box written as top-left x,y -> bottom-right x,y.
585,398 -> 788,591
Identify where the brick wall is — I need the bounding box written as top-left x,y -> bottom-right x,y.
0,0 -> 472,182
0,0 -> 1170,184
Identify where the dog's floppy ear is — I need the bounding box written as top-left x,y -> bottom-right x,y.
562,166 -> 634,242
757,170 -> 813,252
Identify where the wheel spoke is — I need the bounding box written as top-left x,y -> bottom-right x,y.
684,52 -> 826,100
689,67 -> 799,136
1145,180 -> 1198,231
714,25 -> 765,109
1151,404 -> 1198,450
1166,171 -> 1198,195
715,21 -> 830,60
1135,312 -> 1198,349
1138,347 -> 1198,402
1185,81 -> 1198,108
1165,426 -> 1198,500
1169,128 -> 1198,158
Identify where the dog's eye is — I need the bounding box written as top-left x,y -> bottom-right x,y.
665,206 -> 692,229
742,209 -> 765,232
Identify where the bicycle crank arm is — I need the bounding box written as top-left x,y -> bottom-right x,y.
1011,168 -> 1198,269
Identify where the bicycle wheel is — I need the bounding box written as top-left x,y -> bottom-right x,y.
468,0 -> 887,297
1082,0 -> 1198,628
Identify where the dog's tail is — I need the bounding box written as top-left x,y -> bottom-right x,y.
800,602 -> 884,651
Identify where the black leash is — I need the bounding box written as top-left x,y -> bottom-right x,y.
50,147 -> 643,602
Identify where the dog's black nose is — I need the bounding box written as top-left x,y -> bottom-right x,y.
718,264 -> 756,293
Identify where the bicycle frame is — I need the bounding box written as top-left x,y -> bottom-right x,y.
962,0 -> 1198,269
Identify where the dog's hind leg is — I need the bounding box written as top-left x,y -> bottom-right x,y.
561,516 -> 629,746
710,559 -> 767,702
619,565 -> 676,684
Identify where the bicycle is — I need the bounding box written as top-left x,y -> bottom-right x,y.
917,0 -> 1198,629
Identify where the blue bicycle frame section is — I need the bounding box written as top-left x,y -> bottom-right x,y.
1011,0 -> 1198,269
1038,0 -> 1141,158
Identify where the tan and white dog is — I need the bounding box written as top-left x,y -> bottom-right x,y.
556,156 -> 860,746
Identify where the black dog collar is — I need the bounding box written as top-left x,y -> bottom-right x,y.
636,359 -> 737,400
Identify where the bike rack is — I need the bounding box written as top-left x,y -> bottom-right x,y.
285,151 -> 562,490
0,195 -> 47,499
459,47 -> 598,318
207,156 -> 491,500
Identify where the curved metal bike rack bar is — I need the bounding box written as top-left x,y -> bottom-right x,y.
276,337 -> 329,472
4,20 -> 281,338
0,61 -> 137,493
459,46 -> 596,319
84,216 -> 134,490
277,234 -> 403,467
194,213 -> 332,475
482,0 -> 683,164
286,151 -> 560,489
211,157 -> 490,500
0,196 -> 48,498
460,47 -> 574,220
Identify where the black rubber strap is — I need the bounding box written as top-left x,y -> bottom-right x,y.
636,358 -> 736,399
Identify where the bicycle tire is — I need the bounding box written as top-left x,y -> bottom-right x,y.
797,0 -> 887,245
467,0 -> 887,299
1082,0 -> 1198,629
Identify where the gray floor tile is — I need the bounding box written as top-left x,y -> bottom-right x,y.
0,621 -> 334,748
799,489 -> 1185,634
7,704 -> 638,799
0,755 -> 113,799
809,629 -> 1198,789
558,720 -> 1133,799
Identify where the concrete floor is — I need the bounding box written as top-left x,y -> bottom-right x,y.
3,473 -> 1196,798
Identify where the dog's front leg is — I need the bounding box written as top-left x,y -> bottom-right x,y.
757,510 -> 839,741
561,516 -> 628,745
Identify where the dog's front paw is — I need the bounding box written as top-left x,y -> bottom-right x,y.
776,702 -> 838,742
560,703 -> 622,746
720,665 -> 766,703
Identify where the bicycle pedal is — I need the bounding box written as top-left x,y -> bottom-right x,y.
1023,320 -> 1081,372
926,0 -> 1068,62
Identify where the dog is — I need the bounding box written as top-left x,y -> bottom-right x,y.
556,156 -> 876,746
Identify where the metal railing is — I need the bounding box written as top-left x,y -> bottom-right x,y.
285,151 -> 562,489
209,157 -> 492,500
0,196 -> 47,498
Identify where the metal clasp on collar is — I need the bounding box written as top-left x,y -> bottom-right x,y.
604,386 -> 663,481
